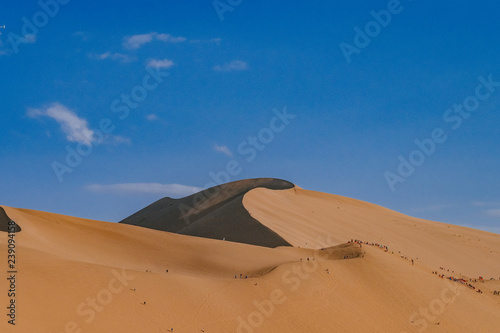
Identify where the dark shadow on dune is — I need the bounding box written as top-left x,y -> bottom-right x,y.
120,178 -> 294,248
0,207 -> 21,233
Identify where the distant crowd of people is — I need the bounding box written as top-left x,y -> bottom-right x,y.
348,239 -> 415,265
347,239 -> 500,296
432,271 -> 484,293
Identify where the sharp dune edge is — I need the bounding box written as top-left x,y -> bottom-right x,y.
120,178 -> 295,248
0,179 -> 499,332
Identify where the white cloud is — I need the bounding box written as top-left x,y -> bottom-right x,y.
485,209 -> 500,217
23,34 -> 37,44
146,114 -> 159,121
146,58 -> 174,69
27,103 -> 95,146
190,37 -> 221,44
156,33 -> 186,43
214,144 -> 233,157
123,32 -> 186,49
86,183 -> 203,198
122,33 -> 154,49
213,60 -> 248,72
92,52 -> 135,63
104,135 -> 131,145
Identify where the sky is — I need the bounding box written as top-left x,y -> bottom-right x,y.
1,0 -> 499,233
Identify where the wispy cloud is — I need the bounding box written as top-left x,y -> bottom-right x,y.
146,58 -> 174,69
27,103 -> 95,146
23,34 -> 37,44
122,32 -> 186,50
190,38 -> 221,45
155,33 -> 186,43
473,201 -> 500,207
485,209 -> 500,217
214,144 -> 233,157
0,32 -> 35,54
213,60 -> 248,72
472,201 -> 500,218
27,103 -> 130,146
103,135 -> 131,145
86,183 -> 203,197
91,52 -> 135,63
122,33 -> 154,49
146,114 -> 159,121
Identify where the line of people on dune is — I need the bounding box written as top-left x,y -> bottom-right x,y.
432,271 -> 484,293
348,239 -> 415,265
348,239 -> 500,295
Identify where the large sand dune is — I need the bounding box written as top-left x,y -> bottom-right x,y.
243,186 -> 500,279
120,178 -> 294,247
1,179 -> 499,332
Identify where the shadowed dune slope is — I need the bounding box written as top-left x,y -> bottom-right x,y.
120,178 -> 294,248
0,206 -> 21,232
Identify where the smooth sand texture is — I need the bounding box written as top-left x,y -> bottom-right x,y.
1,183 -> 499,332
244,187 -> 500,279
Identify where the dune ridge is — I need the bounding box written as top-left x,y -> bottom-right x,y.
120,178 -> 294,247
0,207 -> 21,232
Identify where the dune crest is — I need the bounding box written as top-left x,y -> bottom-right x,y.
120,178 -> 294,247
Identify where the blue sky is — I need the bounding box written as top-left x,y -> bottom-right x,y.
1,0 -> 499,233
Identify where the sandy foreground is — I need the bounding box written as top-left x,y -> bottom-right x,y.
1,186 -> 499,332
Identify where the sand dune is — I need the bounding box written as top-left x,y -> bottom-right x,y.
0,207 -> 21,232
1,179 -> 499,332
120,178 -> 294,247
243,186 -> 500,279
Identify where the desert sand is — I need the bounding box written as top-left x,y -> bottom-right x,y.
1,179 -> 499,332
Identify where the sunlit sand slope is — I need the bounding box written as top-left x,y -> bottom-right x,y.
244,187 -> 500,279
